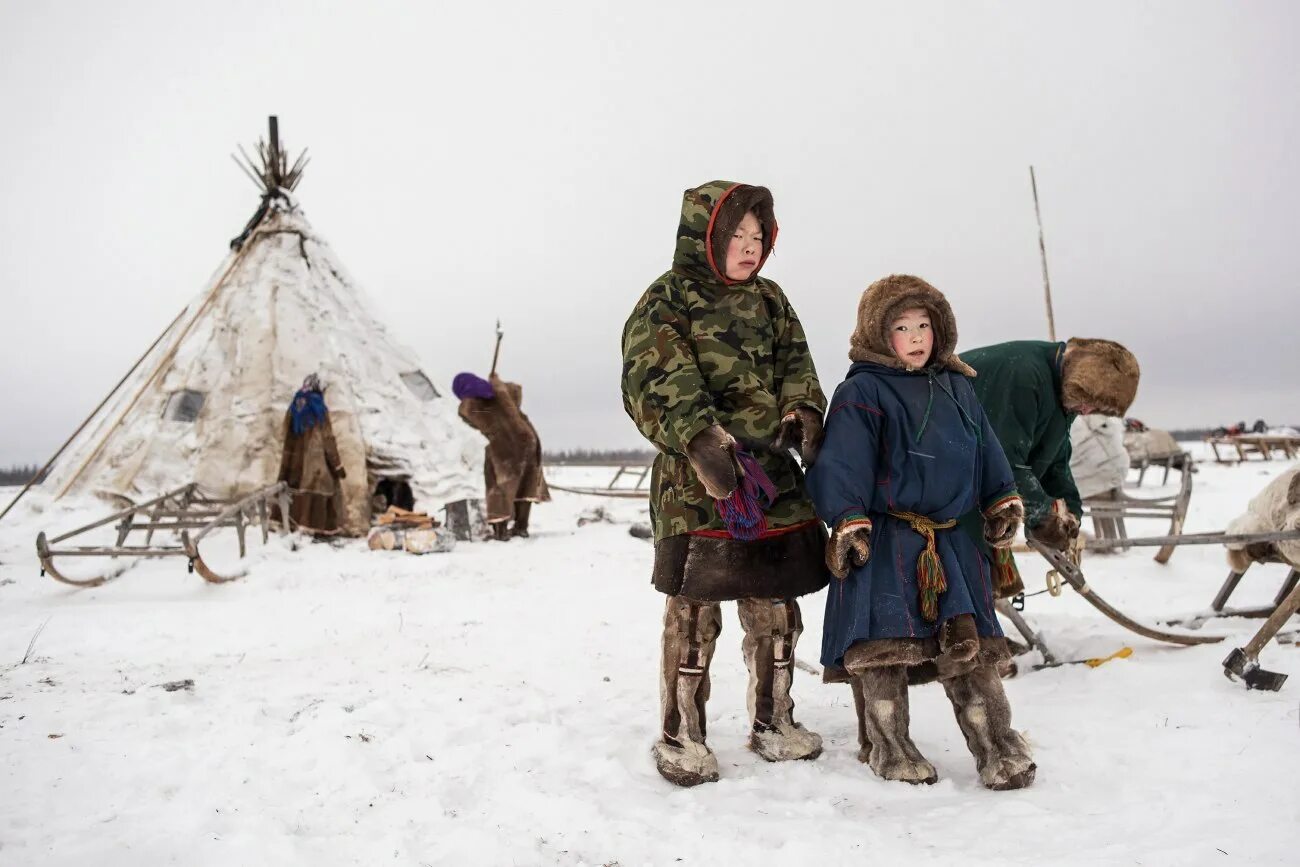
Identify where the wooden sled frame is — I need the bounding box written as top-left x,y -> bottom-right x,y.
1129,450 -> 1193,487
36,482 -> 290,587
546,463 -> 652,499
1164,551 -> 1300,629
1205,434 -> 1300,464
1082,466 -> 1193,563
995,541 -> 1228,664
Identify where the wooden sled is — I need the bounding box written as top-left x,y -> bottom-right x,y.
1014,539 -> 1226,647
1164,549 -> 1300,630
1129,450 -> 1193,487
1205,434 -> 1300,464
37,482 -> 289,587
546,464 -> 652,499
1082,466 -> 1193,563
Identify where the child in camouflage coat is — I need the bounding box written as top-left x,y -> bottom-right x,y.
621,181 -> 829,787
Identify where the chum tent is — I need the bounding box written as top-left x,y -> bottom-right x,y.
37,118 -> 483,534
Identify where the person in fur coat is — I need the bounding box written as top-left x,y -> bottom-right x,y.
807,275 -> 1035,790
278,374 -> 346,535
955,337 -> 1141,594
621,180 -> 829,787
454,371 -> 550,540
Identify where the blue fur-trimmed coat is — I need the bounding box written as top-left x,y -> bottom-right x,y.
807,361 -> 1019,669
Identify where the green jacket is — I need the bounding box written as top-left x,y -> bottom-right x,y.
962,340 -> 1082,528
620,181 -> 825,540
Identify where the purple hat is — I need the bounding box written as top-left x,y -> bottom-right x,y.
452,372 -> 494,400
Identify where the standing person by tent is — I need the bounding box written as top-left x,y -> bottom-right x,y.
278,374 -> 347,536
621,180 -> 829,788
453,372 -> 549,540
957,339 -> 1140,592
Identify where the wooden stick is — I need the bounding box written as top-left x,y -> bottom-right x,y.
0,309 -> 186,525
53,228 -> 264,499
1029,166 -> 1057,341
489,319 -> 504,377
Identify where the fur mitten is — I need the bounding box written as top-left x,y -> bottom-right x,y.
1028,498 -> 1079,551
685,425 -> 740,500
827,517 -> 873,579
983,497 -> 1024,548
772,407 -> 825,466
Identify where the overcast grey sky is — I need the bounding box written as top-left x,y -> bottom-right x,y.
2,0 -> 1297,466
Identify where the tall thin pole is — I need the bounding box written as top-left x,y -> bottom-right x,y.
489,320 -> 504,377
1029,165 -> 1057,341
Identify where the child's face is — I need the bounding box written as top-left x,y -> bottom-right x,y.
889,307 -> 934,368
724,211 -> 763,281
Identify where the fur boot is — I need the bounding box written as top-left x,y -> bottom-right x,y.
848,664 -> 937,784
491,520 -> 510,542
653,596 -> 723,786
737,598 -> 823,762
942,661 -> 1036,790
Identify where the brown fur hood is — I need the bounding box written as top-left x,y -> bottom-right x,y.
848,274 -> 975,376
1061,338 -> 1140,417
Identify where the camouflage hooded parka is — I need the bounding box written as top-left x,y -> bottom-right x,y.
621,181 -> 827,544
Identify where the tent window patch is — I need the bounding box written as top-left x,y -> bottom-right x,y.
164,390 -> 206,423
400,371 -> 440,401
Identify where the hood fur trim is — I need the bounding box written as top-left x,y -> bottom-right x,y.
848,274 -> 975,376
1061,338 -> 1140,416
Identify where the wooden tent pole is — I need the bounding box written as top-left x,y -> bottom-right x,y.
0,309 -> 186,525
53,236 -> 260,499
1029,165 -> 1058,341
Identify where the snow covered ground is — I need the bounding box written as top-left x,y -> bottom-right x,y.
1,445 -> 1297,866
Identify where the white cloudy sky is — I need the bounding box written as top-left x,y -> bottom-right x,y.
1,0 -> 1296,465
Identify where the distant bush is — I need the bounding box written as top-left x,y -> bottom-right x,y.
543,448 -> 655,466
0,465 -> 44,486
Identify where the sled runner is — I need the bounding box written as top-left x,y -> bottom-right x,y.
1163,552 -> 1299,629
1024,539 -> 1226,647
36,482 -> 289,587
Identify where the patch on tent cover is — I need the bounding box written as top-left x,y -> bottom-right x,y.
400,371 -> 441,401
163,390 -> 206,423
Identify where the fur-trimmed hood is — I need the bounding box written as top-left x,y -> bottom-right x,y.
848,274 -> 975,376
669,180 -> 777,286
1061,338 -> 1140,417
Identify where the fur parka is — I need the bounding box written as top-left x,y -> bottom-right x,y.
458,374 -> 550,524
809,275 -> 1020,671
278,410 -> 345,534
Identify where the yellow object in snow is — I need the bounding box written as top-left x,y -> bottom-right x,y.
1084,646 -> 1133,668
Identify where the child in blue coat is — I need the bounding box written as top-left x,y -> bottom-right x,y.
807,274 -> 1035,790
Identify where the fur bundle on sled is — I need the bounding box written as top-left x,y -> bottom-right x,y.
1225,467 -> 1300,571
